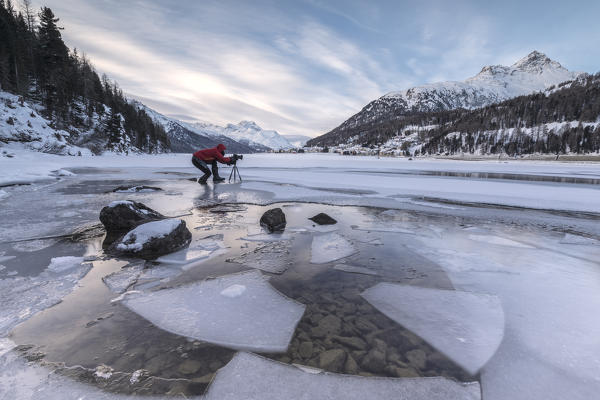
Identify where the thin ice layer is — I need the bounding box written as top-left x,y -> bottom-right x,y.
408,229 -> 600,400
123,270 -> 305,352
0,259 -> 91,336
0,342 -> 203,400
310,232 -> 357,264
205,352 -> 481,400
362,284 -> 504,375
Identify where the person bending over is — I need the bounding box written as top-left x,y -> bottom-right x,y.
192,144 -> 232,184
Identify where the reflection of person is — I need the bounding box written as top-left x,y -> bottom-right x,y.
191,144 -> 232,184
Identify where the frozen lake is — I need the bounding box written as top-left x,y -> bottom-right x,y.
0,152 -> 599,399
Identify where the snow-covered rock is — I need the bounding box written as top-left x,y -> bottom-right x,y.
0,91 -> 91,156
114,219 -> 192,259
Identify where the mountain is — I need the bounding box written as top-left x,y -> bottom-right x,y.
184,120 -> 293,151
314,72 -> 600,157
283,134 -> 312,148
134,102 -> 261,154
308,51 -> 583,147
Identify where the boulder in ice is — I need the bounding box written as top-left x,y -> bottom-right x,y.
260,208 -> 287,232
362,283 -> 504,375
123,270 -> 305,352
99,200 -> 164,232
113,219 -> 192,260
309,213 -> 337,225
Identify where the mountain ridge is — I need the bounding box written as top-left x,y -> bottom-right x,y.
308,51 -> 584,147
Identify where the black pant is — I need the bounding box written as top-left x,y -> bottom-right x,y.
192,157 -> 220,179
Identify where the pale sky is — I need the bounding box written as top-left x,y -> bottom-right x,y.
31,0 -> 600,137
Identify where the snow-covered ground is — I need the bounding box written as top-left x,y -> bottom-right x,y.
2,151 -> 598,213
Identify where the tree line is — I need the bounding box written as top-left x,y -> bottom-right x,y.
309,73 -> 600,156
0,1 -> 169,153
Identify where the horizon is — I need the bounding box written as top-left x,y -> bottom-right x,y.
30,0 -> 600,138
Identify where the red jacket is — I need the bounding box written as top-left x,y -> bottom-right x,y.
193,144 -> 231,164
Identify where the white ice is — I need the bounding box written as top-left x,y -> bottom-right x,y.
123,270 -> 305,352
116,219 -> 183,252
46,256 -> 85,273
310,232 -> 357,264
102,263 -> 145,294
334,263 -> 379,276
407,229 -> 600,400
204,352 -> 481,400
241,232 -> 293,242
0,258 -> 91,336
2,152 -> 599,212
362,283 -> 505,375
467,234 -> 534,248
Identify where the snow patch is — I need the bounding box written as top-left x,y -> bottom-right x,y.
220,284 -> 246,298
116,219 -> 182,252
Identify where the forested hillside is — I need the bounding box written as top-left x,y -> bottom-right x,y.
309,73 -> 600,156
0,1 -> 168,153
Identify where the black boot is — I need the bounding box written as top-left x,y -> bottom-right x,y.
211,161 -> 224,183
198,173 -> 210,184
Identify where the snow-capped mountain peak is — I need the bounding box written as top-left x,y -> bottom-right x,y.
309,51 -> 585,147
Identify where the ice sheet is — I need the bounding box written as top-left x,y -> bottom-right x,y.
102,263 -> 145,294
310,232 -> 357,264
467,234 -> 534,248
408,228 -> 600,400
0,259 -> 91,336
205,352 -> 481,400
123,270 -> 305,352
362,283 -> 504,375
333,263 -> 379,276
227,241 -> 291,274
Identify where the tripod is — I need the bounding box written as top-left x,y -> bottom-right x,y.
228,162 -> 242,183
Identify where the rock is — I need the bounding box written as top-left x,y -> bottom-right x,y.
360,349 -> 387,373
309,213 -> 337,225
406,349 -> 427,370
386,366 -> 420,378
318,349 -> 346,371
354,317 -> 377,333
178,359 -> 203,375
99,200 -> 164,232
260,208 -> 287,232
112,219 -> 192,260
311,314 -> 342,337
191,373 -> 214,384
332,335 -> 367,350
110,185 -> 162,193
344,354 -> 359,374
298,341 -> 313,359
371,338 -> 388,353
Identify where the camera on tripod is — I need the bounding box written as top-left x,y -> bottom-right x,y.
228,154 -> 243,182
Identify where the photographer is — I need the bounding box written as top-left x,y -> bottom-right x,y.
191,144 -> 233,184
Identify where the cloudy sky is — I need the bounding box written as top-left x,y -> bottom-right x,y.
31,0 -> 600,137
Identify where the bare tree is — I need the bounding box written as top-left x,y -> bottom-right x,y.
21,0 -> 35,32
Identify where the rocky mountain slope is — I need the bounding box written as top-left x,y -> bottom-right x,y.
183,120 -> 293,151
133,102 -> 262,154
309,51 -> 583,147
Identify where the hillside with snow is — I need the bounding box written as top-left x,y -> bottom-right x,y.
136,102 -> 290,152
283,134 -> 312,148
309,51 -> 584,147
184,120 -> 293,151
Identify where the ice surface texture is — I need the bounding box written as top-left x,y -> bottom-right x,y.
0,257 -> 91,336
362,284 -> 504,375
204,352 -> 481,400
409,230 -> 600,400
123,270 -> 305,352
310,232 -> 357,264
